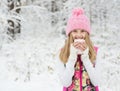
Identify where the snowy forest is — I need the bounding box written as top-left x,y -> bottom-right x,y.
0,0 -> 120,91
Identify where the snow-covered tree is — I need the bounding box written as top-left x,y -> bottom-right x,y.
0,0 -> 120,91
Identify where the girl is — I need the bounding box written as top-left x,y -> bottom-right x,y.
55,8 -> 101,91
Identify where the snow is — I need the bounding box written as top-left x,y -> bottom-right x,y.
0,73 -> 62,91
0,0 -> 120,91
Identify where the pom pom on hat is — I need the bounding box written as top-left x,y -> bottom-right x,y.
66,8 -> 91,36
72,8 -> 84,16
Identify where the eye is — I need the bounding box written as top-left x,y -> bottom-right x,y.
73,30 -> 77,32
81,30 -> 85,32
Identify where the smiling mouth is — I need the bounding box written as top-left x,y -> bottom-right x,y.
74,35 -> 84,39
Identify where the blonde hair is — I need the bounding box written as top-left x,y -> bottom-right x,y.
59,31 -> 96,64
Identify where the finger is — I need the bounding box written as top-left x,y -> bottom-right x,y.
81,42 -> 87,49
80,43 -> 88,51
79,44 -> 85,51
73,43 -> 79,49
74,42 -> 87,50
74,42 -> 82,48
74,43 -> 82,50
75,44 -> 84,51
74,42 -> 80,46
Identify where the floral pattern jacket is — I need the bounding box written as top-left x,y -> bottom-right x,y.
63,55 -> 99,91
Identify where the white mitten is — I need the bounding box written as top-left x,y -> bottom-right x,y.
81,47 -> 89,62
67,44 -> 78,67
81,47 -> 99,86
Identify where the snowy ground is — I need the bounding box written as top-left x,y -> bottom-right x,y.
0,34 -> 63,91
0,73 -> 63,91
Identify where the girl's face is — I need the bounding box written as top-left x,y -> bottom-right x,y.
71,29 -> 86,40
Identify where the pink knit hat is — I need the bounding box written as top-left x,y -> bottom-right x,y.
66,8 -> 91,36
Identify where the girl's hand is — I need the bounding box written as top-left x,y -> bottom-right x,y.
73,39 -> 87,53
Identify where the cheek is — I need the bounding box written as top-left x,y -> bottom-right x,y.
71,33 -> 76,38
83,33 -> 86,38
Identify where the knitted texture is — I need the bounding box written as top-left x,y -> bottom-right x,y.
66,8 -> 91,36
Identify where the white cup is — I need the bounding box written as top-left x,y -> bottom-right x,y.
74,39 -> 85,54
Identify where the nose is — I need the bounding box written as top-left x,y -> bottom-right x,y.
75,33 -> 83,39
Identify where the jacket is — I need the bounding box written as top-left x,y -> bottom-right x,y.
55,45 -> 102,91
